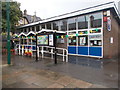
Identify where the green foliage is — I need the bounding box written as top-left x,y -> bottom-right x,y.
2,2 -> 22,32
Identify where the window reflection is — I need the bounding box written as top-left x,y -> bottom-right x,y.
46,22 -> 51,29
41,24 -> 45,29
90,13 -> 102,28
32,27 -> 34,31
36,25 -> 40,31
68,18 -> 76,30
53,21 -> 59,30
78,16 -> 88,29
24,28 -> 27,32
28,28 -> 31,32
59,20 -> 67,31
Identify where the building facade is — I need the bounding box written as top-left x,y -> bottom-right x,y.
17,10 -> 42,26
16,2 -> 120,59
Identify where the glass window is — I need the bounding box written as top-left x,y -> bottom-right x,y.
28,27 -> 31,32
78,30 -> 88,35
57,36 -> 65,44
36,25 -> 40,31
46,22 -> 51,29
69,36 -> 76,46
24,39 -> 27,44
89,35 -> 102,46
24,28 -> 27,32
32,27 -> 34,31
89,29 -> 101,34
68,18 -> 76,30
68,32 -> 76,46
59,20 -> 67,31
41,24 -> 45,29
22,29 -> 24,32
53,21 -> 59,30
77,16 -> 88,29
90,12 -> 102,28
78,35 -> 88,46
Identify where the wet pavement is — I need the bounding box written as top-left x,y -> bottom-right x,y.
2,54 -> 118,88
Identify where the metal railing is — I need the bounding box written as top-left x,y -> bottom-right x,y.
38,46 -> 68,62
15,44 -> 68,62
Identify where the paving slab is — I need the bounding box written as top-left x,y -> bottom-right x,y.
90,84 -> 108,88
2,55 -> 117,88
56,76 -> 76,86
47,83 -> 64,88
33,79 -> 54,88
64,83 -> 77,88
72,80 -> 92,88
4,81 -> 29,88
22,76 -> 40,85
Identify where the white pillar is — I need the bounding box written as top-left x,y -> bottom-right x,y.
41,46 -> 44,58
37,46 -> 39,58
66,50 -> 68,62
51,48 -> 53,59
63,49 -> 64,62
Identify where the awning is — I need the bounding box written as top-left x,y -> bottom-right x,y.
18,32 -> 27,37
27,31 -> 36,36
18,29 -> 66,37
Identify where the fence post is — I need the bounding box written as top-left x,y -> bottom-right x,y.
41,46 -> 44,58
51,48 -> 53,59
63,49 -> 64,62
22,45 -> 24,55
66,50 -> 68,62
37,46 -> 39,57
19,45 -> 20,55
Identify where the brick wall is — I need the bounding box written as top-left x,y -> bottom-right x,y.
103,10 -> 120,59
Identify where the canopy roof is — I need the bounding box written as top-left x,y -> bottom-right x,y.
18,29 -> 66,36
18,32 -> 27,37
37,29 -> 66,34
27,31 -> 36,36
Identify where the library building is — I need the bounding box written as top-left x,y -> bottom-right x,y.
14,2 -> 120,61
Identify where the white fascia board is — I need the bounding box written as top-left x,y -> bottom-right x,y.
20,21 -> 40,28
19,2 -> 118,28
40,2 -> 115,23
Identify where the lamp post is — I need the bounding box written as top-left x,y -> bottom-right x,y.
35,33 -> 38,62
6,0 -> 11,64
54,30 -> 57,64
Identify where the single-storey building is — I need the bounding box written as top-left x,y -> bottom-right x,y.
16,2 -> 120,59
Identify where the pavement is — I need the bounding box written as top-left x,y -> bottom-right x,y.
2,54 -> 118,88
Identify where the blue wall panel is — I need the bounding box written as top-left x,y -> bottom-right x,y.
32,46 -> 36,50
78,46 -> 88,55
68,46 -> 76,54
89,47 -> 102,56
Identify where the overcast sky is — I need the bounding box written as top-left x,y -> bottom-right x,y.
14,0 -> 119,19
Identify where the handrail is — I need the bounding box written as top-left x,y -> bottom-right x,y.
38,46 -> 68,62
15,44 -> 68,62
